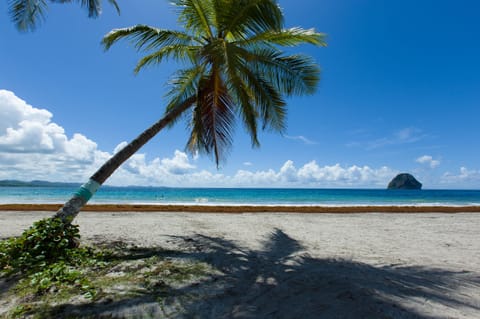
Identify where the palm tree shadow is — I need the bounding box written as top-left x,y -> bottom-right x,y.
0,275 -> 20,299
172,229 -> 480,318
38,228 -> 480,318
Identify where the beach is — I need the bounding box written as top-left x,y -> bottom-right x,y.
1,209 -> 480,318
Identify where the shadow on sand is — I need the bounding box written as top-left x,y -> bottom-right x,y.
20,229 -> 480,318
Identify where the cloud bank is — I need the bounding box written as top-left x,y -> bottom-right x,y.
1,89 -> 478,188
441,167 -> 480,188
0,90 -> 110,182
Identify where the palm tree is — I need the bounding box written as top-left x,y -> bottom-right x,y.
8,0 -> 120,32
53,0 -> 326,223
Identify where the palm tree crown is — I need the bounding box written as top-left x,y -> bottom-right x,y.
103,0 -> 326,166
9,0 -> 120,32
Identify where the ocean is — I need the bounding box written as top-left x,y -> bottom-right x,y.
1,186 -> 480,206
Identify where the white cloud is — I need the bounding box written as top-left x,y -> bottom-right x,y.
0,90 -> 109,182
107,154 -> 222,187
296,161 -> 395,187
395,127 -> 422,142
161,150 -> 196,175
109,158 -> 397,188
114,141 -> 128,154
223,161 -> 396,188
192,151 -> 200,161
0,90 -> 52,133
233,168 -> 278,186
362,127 -> 426,150
285,135 -> 317,145
416,155 -> 440,168
0,90 -> 204,186
441,167 -> 480,188
0,90 -> 67,154
0,90 -> 99,157
243,161 -> 253,166
279,160 -> 298,183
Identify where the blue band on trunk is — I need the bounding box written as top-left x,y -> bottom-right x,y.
74,179 -> 101,202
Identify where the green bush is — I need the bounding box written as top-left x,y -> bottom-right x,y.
0,218 -> 81,273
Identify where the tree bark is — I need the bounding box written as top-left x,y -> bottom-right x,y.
53,97 -> 195,223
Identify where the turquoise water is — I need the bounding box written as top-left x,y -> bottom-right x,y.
1,186 -> 480,206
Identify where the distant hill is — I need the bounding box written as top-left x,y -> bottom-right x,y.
0,180 -> 80,187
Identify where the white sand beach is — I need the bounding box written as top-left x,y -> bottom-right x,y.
1,210 -> 480,318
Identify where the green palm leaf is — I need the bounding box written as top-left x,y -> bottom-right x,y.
247,47 -> 320,96
165,65 -> 205,127
134,45 -> 200,74
188,73 -> 236,165
50,0 -> 120,17
8,0 -> 48,31
102,26 -> 199,51
222,43 -> 261,147
172,0 -> 215,38
238,27 -> 327,47
220,0 -> 284,39
9,0 -> 120,32
223,41 -> 285,144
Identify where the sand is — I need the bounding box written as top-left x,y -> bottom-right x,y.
1,210 -> 480,318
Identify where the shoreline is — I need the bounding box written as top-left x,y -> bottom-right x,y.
2,203 -> 480,213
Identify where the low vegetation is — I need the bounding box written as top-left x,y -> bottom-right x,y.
0,219 -> 213,318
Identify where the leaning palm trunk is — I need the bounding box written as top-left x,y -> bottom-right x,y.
53,98 -> 194,223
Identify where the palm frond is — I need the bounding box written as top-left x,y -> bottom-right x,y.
171,0 -> 215,39
8,0 -> 48,32
247,48 -> 320,96
273,54 -> 320,96
102,25 -> 199,52
10,0 -> 121,32
236,91 -> 261,147
187,73 -> 235,166
219,0 -> 284,39
166,65 -> 204,110
50,0 -> 120,17
164,65 -> 205,128
253,78 -> 286,131
233,53 -> 287,132
106,0 -> 120,15
223,43 -> 260,147
237,27 -> 327,48
79,0 -> 102,17
197,37 -> 229,68
134,44 -> 201,73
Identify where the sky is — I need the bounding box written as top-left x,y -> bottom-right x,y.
1,0 -> 479,189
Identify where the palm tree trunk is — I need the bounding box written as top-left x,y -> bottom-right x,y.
53,97 -> 195,223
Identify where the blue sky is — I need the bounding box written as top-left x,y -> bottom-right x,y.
1,0 -> 479,188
